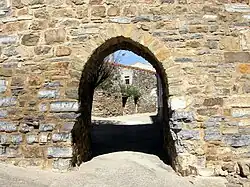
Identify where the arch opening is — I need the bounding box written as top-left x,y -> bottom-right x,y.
71,36 -> 177,169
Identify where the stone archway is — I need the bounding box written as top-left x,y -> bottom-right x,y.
71,25 -> 177,169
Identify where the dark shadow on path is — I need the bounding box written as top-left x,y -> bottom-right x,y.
91,115 -> 168,164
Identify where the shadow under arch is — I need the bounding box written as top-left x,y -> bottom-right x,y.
71,36 -> 177,169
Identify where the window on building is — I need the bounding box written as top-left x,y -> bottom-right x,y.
125,76 -> 130,85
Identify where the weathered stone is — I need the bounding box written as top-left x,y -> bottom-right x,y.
172,111 -> 195,122
107,6 -> 120,16
220,36 -> 240,51
61,122 -> 74,132
232,108 -> 250,118
178,130 -> 200,140
91,6 -> 106,17
197,108 -> 218,116
19,124 -> 32,133
34,8 -> 49,19
238,64 -> 250,74
188,25 -> 208,33
224,52 -> 250,63
0,134 -> 10,145
39,123 -> 55,132
65,89 -> 78,99
0,110 -> 7,118
52,159 -> 71,171
55,46 -> 72,57
38,90 -> 59,99
123,6 -> 137,16
0,68 -> 12,77
34,46 -> 51,55
238,161 -> 250,177
11,134 -> 22,145
174,58 -> 193,63
109,17 -> 132,24
203,98 -> 223,107
44,28 -> 66,44
26,134 -> 38,144
21,33 -> 40,46
72,0 -> 87,5
47,147 -> 72,158
52,133 -> 71,142
225,4 -> 250,13
0,97 -> 17,107
11,77 -> 25,87
0,80 -> 7,93
223,135 -> 250,147
50,102 -> 79,112
39,133 -> 48,144
204,129 -> 222,141
0,35 -> 17,45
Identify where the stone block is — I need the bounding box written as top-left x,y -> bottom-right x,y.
224,52 -> 250,63
0,68 -> 12,77
0,110 -> 7,118
91,6 -> 106,17
34,46 -> 51,55
225,4 -> 250,13
0,97 -> 17,107
188,25 -> 208,33
44,28 -> 66,44
61,122 -> 75,132
52,133 -> 71,142
19,124 -> 33,133
169,96 -> 187,110
107,6 -> 120,16
204,129 -> 222,141
39,103 -> 47,112
21,33 -> 40,46
0,134 -> 10,145
238,64 -> 250,74
38,90 -> 59,99
0,122 -> 17,132
39,123 -> 55,132
238,161 -> 250,177
11,134 -> 22,145
47,147 -> 72,158
55,46 -> 72,57
203,98 -> 223,107
197,108 -> 218,116
6,147 -> 19,158
174,57 -> 193,63
52,159 -> 71,171
231,108 -> 250,118
223,135 -> 250,147
220,36 -> 240,51
178,130 -> 200,140
39,133 -> 48,144
50,101 -> 79,112
0,35 -> 17,45
109,17 -> 132,24
172,111 -> 195,122
0,80 -> 7,93
26,134 -> 38,144
225,96 -> 250,107
65,89 -> 78,99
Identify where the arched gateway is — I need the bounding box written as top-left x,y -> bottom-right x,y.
70,26 -> 177,168
0,0 -> 250,179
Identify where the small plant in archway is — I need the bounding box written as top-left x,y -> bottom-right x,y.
130,86 -> 142,113
119,84 -> 141,114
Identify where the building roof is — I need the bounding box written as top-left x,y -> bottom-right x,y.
111,62 -> 156,74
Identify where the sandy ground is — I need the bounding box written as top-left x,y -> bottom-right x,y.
0,152 -> 228,187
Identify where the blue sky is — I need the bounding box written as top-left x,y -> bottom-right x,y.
113,50 -> 149,65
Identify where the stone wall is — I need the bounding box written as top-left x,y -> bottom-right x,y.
0,0 -> 249,184
92,65 -> 157,117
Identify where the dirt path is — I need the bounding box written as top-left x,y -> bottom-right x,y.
0,152 -> 228,187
